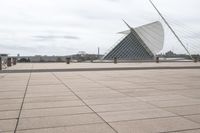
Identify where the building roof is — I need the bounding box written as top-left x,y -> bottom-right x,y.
119,21 -> 164,54
0,54 -> 8,56
103,21 -> 164,60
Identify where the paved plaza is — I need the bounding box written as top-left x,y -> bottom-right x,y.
1,63 -> 200,133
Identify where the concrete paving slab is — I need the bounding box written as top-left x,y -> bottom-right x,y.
0,119 -> 17,132
26,84 -> 70,93
0,103 -> 21,111
164,105 -> 200,116
16,123 -> 116,133
153,84 -> 190,90
109,117 -> 200,133
90,102 -> 155,112
17,113 -> 103,130
25,92 -> 74,98
0,99 -> 22,105
117,87 -> 157,93
0,92 -> 25,99
24,95 -> 78,103
149,99 -> 200,107
0,81 -> 27,86
78,92 -> 126,100
98,108 -> 176,122
184,115 -> 200,123
172,129 -> 200,133
70,87 -> 112,92
84,97 -> 139,105
178,90 -> 200,99
137,94 -> 190,101
23,100 -> 84,109
28,81 -> 61,86
125,89 -> 175,97
0,86 -> 26,92
21,106 -> 93,118
0,110 -> 19,120
67,83 -> 104,89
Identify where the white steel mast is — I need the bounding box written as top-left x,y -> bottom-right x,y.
149,0 -> 194,60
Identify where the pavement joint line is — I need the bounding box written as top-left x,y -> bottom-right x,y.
24,97 -> 125,104
79,101 -> 147,106
137,98 -> 198,102
23,99 -> 79,104
136,94 -> 200,125
0,90 -> 26,93
159,127 -> 200,133
19,112 -> 96,119
0,118 -> 18,121
157,103 -> 200,108
28,83 -> 62,86
27,83 -> 64,86
79,73 -> 200,130
2,108 -> 200,121
0,109 -> 20,112
25,94 -> 75,98
0,98 -> 24,100
15,121 -> 105,132
19,103 -> 154,112
13,72 -> 32,133
179,114 -> 200,124
0,97 -> 24,100
18,105 -> 87,110
13,122 -> 200,133
1,66 -> 200,73
129,86 -> 200,125
17,104 -> 86,110
107,115 -> 181,123
52,72 -> 119,133
181,113 -> 200,117
5,99 -> 200,116
161,104 -> 200,109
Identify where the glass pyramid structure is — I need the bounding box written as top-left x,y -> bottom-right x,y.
103,21 -> 164,60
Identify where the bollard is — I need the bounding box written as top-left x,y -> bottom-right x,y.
156,56 -> 159,63
0,57 -> 1,70
66,57 -> 71,64
7,58 -> 12,67
114,57 -> 117,64
13,58 -> 17,65
194,57 -> 198,63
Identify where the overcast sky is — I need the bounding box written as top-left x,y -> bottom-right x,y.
0,0 -> 199,56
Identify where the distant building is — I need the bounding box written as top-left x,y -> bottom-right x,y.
17,54 -> 102,63
29,56 -> 66,62
165,51 -> 176,57
0,54 -> 8,57
103,21 -> 164,60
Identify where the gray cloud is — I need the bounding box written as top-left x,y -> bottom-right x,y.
33,35 -> 80,41
0,43 -> 80,56
0,0 -> 200,55
0,43 -> 36,52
